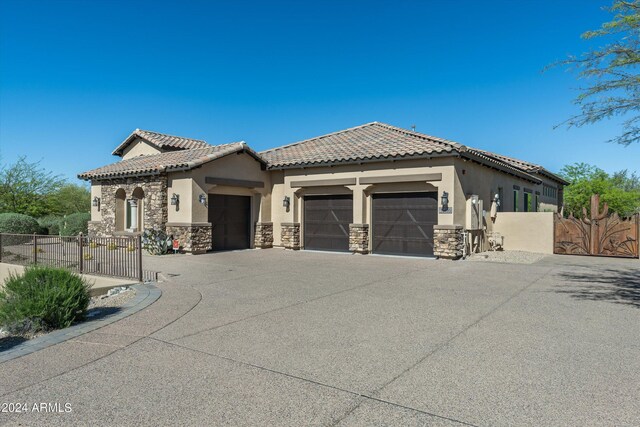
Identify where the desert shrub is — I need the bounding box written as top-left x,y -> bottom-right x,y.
37,215 -> 62,235
0,266 -> 91,335
0,213 -> 40,235
141,227 -> 171,255
59,212 -> 90,236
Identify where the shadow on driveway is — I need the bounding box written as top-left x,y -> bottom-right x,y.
0,336 -> 28,352
555,267 -> 640,308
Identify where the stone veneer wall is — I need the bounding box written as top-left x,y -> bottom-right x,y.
349,224 -> 369,254
166,223 -> 212,254
433,224 -> 464,259
281,223 -> 300,250
88,175 -> 168,237
254,222 -> 274,249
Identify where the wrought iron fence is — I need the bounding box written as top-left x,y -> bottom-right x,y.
0,233 -> 153,281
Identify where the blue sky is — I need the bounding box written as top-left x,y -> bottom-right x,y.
1,0 -> 638,182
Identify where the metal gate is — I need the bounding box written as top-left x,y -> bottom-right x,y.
554,195 -> 639,258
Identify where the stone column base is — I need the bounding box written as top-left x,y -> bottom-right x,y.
349,223 -> 369,254
281,223 -> 300,250
166,223 -> 212,254
254,222 -> 274,249
433,224 -> 464,259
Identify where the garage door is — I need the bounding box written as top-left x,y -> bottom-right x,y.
304,195 -> 352,252
208,194 -> 251,251
372,192 -> 438,257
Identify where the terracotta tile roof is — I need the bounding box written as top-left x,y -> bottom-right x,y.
473,149 -> 569,185
259,122 -> 551,183
260,122 -> 463,168
79,142 -> 263,180
111,129 -> 211,156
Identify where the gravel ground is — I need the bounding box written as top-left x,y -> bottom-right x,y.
88,287 -> 136,310
464,250 -> 548,264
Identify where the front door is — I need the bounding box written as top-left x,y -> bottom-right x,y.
208,194 -> 251,251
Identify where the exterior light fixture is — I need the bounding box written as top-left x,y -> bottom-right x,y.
282,196 -> 290,209
92,196 -> 101,210
170,193 -> 179,206
199,194 -> 207,205
440,191 -> 449,210
494,193 -> 501,207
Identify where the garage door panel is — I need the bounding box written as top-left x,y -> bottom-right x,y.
372,192 -> 437,257
304,195 -> 352,252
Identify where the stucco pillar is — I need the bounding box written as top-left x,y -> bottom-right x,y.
347,185 -> 369,254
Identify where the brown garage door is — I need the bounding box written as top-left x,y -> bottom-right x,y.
208,194 -> 251,251
304,195 -> 352,252
372,192 -> 438,257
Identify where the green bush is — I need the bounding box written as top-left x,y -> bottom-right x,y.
0,266 -> 91,335
0,213 -> 40,235
37,215 -> 63,235
60,212 -> 90,236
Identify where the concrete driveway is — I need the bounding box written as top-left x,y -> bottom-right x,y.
0,250 -> 638,426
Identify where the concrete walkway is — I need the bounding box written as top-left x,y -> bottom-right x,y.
0,250 -> 638,426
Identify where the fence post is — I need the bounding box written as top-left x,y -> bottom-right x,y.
137,234 -> 143,282
79,233 -> 84,274
33,233 -> 38,265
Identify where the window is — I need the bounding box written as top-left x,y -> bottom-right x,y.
524,192 -> 531,212
513,190 -> 519,212
498,187 -> 504,212
543,184 -> 557,198
535,194 -> 539,212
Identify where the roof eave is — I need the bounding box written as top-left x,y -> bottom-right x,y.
460,150 -> 542,184
266,150 -> 457,170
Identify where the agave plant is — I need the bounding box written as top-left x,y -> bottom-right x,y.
141,227 -> 171,255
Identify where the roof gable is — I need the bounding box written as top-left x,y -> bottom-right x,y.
80,142 -> 265,180
112,129 -> 211,157
259,122 -> 462,168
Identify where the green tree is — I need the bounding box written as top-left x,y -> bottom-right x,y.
0,157 -> 65,217
556,1 -> 640,145
560,162 -> 640,217
47,183 -> 90,216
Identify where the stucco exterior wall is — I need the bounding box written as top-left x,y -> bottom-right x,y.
167,151 -> 271,225
491,212 -> 555,254
121,138 -> 162,160
452,159 -> 563,231
90,183 -> 102,221
269,157 -> 457,248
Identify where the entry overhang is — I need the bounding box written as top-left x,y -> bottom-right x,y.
358,173 -> 442,185
290,178 -> 357,188
205,177 -> 264,188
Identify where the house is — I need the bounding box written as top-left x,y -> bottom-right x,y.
78,122 -> 568,258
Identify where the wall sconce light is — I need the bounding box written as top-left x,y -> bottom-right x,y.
494,193 -> 501,208
282,196 -> 290,209
199,194 -> 207,205
92,196 -> 101,211
170,193 -> 180,206
441,191 -> 449,210
440,191 -> 452,214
